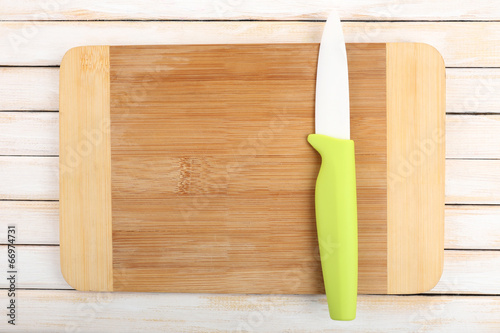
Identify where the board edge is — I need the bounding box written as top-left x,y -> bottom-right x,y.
59,45 -> 113,292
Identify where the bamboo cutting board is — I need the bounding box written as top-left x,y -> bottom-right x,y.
59,43 -> 445,294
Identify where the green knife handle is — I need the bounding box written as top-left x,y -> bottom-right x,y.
307,134 -> 358,321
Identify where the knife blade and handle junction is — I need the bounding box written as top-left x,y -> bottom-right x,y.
308,133 -> 358,321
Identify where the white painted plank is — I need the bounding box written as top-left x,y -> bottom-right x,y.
3,292 -> 500,332
0,203 -> 497,249
446,160 -> 500,204
430,251 -> 500,295
0,157 -> 58,200
1,22 -> 500,66
3,111 -> 500,160
446,115 -> 500,159
447,69 -> 500,114
1,0 -> 500,21
0,67 -> 59,111
0,112 -> 58,155
0,202 -> 496,249
0,157 -> 496,203
0,201 -> 59,245
0,245 -> 69,290
2,245 -> 499,295
446,206 -> 500,250
2,69 -> 500,114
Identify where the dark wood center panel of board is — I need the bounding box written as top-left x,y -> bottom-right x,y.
109,43 -> 387,294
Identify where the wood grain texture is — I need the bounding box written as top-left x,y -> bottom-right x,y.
1,2 -> 498,330
0,205 -> 497,251
59,46 -> 113,291
446,115 -> 500,159
0,201 -> 59,245
6,113 -> 500,159
0,111 -> 58,155
446,160 -> 500,204
56,43 -> 444,295
3,68 -> 499,114
2,203 -> 499,250
108,43 -> 322,294
431,251 -> 500,295
2,22 -> 500,66
4,157 -> 493,204
6,246 -> 500,295
0,67 -> 59,110
4,291 -> 500,332
386,43 -> 446,294
0,245 -> 69,289
1,0 -> 499,21
105,43 -> 389,294
0,156 -> 58,200
445,205 -> 500,250
348,43 -> 388,293
447,69 -> 500,114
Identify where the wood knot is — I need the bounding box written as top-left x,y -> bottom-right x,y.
177,157 -> 192,194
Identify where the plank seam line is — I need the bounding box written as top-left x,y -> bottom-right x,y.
1,19 -> 500,23
0,199 -> 59,202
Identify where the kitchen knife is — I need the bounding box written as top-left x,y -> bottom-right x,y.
307,12 -> 358,321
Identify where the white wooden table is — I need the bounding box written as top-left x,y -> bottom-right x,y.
1,1 -> 500,332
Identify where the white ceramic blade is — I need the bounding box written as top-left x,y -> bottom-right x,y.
315,12 -> 350,140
